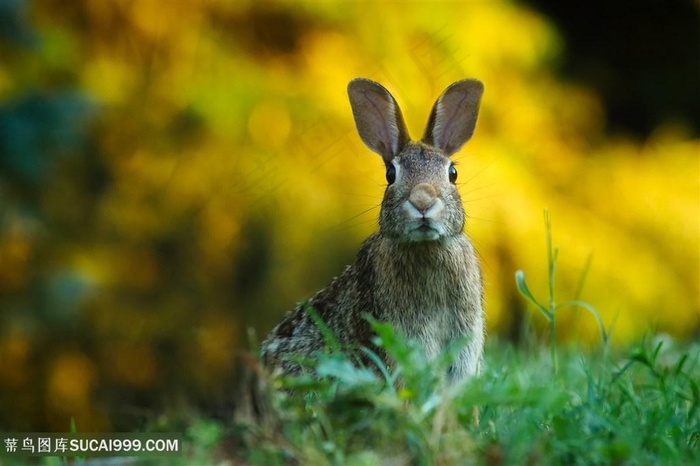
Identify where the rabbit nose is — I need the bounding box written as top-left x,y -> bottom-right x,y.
409,183 -> 438,214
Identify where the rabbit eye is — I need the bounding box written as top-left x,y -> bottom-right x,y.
448,164 -> 458,183
386,165 -> 396,185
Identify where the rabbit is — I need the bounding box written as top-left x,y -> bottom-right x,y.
261,78 -> 485,383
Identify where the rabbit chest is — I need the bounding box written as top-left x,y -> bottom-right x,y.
369,234 -> 483,360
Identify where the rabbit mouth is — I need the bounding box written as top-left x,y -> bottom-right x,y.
406,222 -> 442,241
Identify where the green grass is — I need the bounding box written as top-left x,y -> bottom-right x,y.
208,329 -> 697,466
25,333 -> 699,465
515,209 -> 610,375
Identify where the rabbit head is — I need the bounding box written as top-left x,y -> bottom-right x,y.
347,78 -> 484,242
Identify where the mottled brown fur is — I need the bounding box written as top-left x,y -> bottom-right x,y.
261,78 -> 485,383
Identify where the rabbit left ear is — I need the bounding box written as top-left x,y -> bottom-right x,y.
348,78 -> 410,164
422,79 -> 484,156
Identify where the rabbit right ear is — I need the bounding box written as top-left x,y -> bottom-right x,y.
422,79 -> 484,156
347,78 -> 410,163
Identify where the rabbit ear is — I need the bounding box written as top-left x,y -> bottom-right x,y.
422,79 -> 484,156
348,78 -> 410,163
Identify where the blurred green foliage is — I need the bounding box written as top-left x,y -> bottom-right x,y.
0,0 -> 697,431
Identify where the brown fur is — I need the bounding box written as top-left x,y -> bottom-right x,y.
261,79 -> 485,383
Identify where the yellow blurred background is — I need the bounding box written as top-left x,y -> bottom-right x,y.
0,0 -> 697,430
